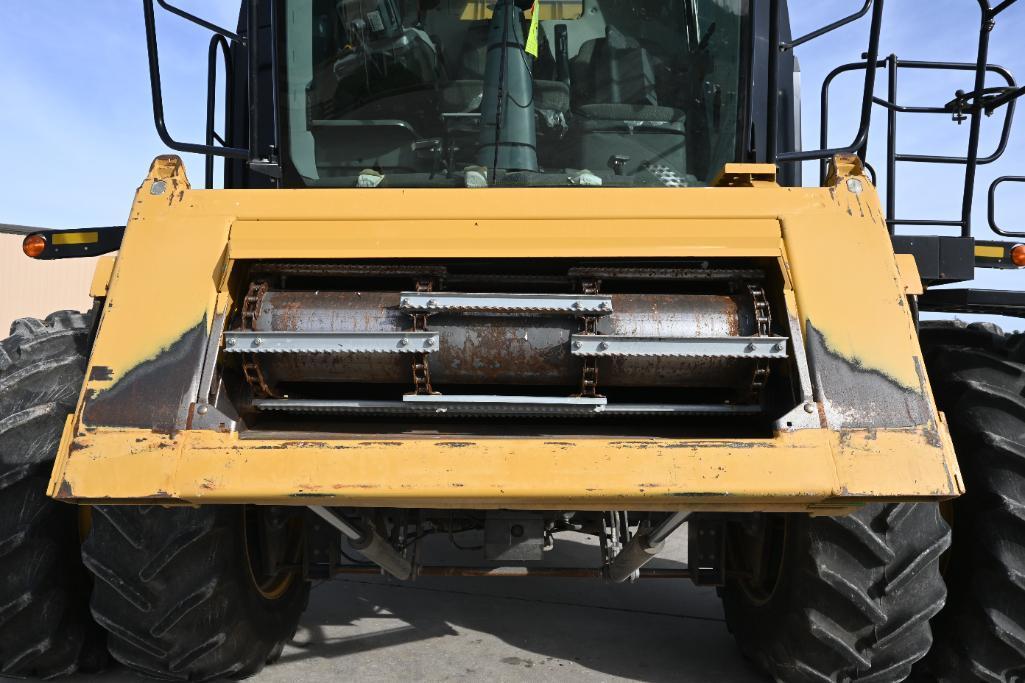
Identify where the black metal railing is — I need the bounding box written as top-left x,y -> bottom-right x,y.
768,0 -> 1025,239
990,176 -> 1025,236
818,57 -> 1017,235
767,0 -> 885,164
205,34 -> 235,189
142,0 -> 278,187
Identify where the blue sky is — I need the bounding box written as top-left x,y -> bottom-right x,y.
1,1 -> 1023,322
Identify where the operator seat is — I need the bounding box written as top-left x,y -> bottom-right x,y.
568,25 -> 688,181
439,21 -> 571,130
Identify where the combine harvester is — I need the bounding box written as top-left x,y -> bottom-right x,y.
2,0 -> 1024,679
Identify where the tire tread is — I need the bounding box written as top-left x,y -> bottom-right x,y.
0,312 -> 100,678
918,320 -> 1025,681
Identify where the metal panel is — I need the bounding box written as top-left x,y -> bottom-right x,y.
570,335 -> 788,359
399,291 -> 613,314
50,425 -> 963,510
222,330 -> 440,353
250,398 -> 761,418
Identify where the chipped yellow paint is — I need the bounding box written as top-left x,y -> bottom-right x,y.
48,425 -> 960,510
52,154 -> 961,508
782,157 -> 924,389
79,158 -> 231,427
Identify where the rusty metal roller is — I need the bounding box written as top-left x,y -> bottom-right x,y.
249,290 -> 758,389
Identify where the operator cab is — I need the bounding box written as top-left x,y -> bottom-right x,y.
285,0 -> 744,187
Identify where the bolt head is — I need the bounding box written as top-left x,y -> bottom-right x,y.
573,340 -> 582,349
804,402 -> 816,414
846,178 -> 864,194
401,298 -> 410,306
572,301 -> 582,309
772,342 -> 783,352
427,299 -> 437,308
745,343 -> 756,353
226,337 -> 236,347
598,341 -> 609,351
398,337 -> 409,347
425,337 -> 435,347
253,337 -> 263,346
196,405 -> 209,415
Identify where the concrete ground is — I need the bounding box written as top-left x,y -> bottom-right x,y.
71,529 -> 766,682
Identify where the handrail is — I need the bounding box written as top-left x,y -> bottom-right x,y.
818,59 -> 1017,180
143,0 -> 249,161
773,0 -> 886,164
205,34 -> 235,189
155,0 -> 243,43
782,0 -> 872,51
989,176 -> 1025,237
776,0 -> 1023,238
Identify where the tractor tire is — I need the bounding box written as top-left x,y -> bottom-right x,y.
83,505 -> 309,681
721,503 -> 950,682
916,321 -> 1025,681
0,311 -> 105,678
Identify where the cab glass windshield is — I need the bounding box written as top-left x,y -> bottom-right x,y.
284,0 -> 746,187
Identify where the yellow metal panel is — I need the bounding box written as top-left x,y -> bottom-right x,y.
89,255 -> 117,298
78,158 -> 230,426
51,156 -> 962,510
227,219 -> 784,260
49,426 -> 960,510
711,164 -> 778,187
894,253 -> 924,296
781,181 -> 922,390
185,186 -> 834,222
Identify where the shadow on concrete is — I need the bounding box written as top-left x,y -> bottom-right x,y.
68,533 -> 766,681
275,534 -> 766,682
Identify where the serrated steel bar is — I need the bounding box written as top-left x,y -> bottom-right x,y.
223,330 -> 440,354
402,394 -> 608,406
570,335 -> 788,359
399,292 -> 613,314
250,398 -> 762,417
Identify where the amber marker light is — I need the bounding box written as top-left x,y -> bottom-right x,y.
1012,244 -> 1025,268
22,233 -> 46,258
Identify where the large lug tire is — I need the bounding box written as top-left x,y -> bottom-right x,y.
721,503 -> 950,682
917,321 -> 1025,681
84,505 -> 310,681
0,311 -> 105,678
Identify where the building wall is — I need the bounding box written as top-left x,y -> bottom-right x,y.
0,234 -> 96,336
